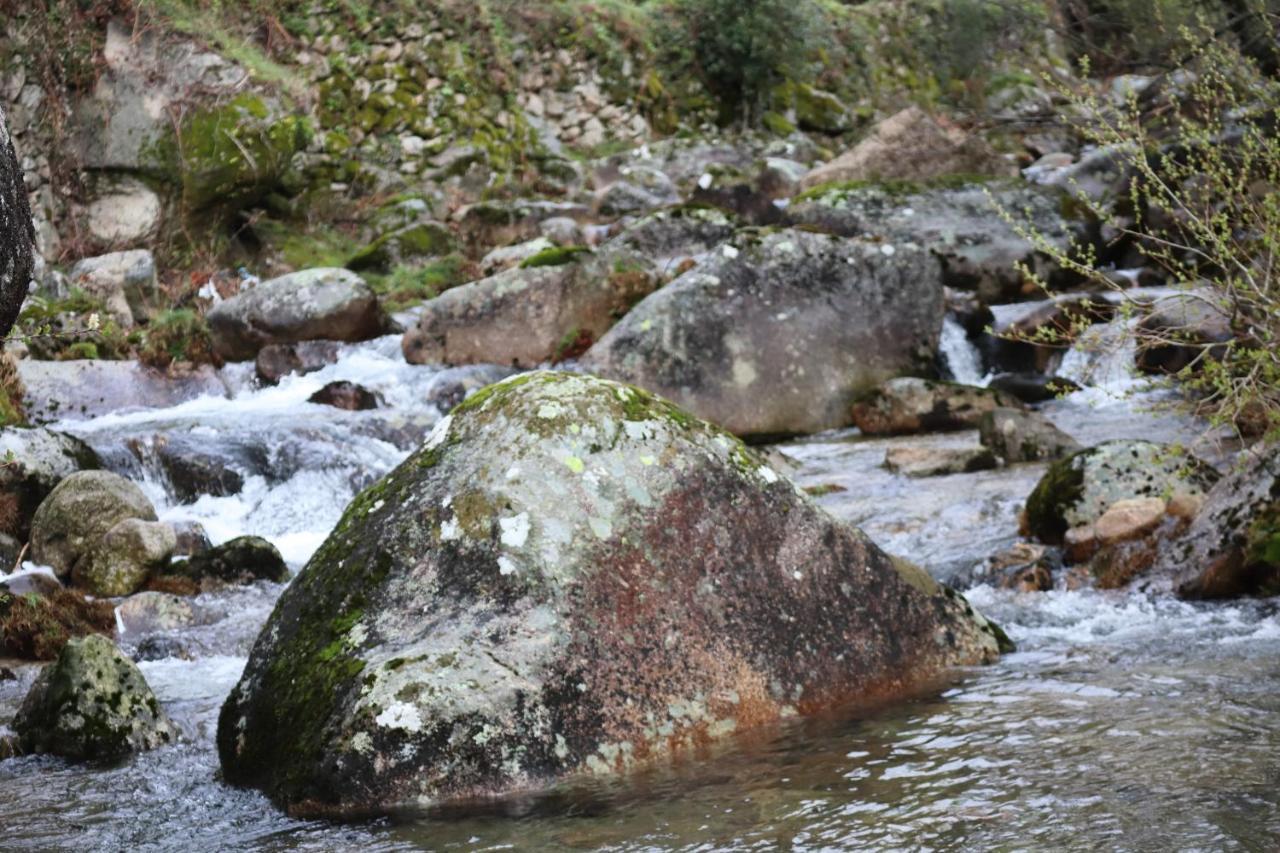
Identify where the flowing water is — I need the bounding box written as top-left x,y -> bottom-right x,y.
2,329 -> 1278,851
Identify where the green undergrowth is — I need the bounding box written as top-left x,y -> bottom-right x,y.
365,255 -> 473,309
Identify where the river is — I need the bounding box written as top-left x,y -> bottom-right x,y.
2,328 -> 1277,851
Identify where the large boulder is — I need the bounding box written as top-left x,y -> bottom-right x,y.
217,372 -> 1006,817
208,268 -> 388,361
610,204 -> 739,266
0,104 -> 34,338
18,359 -> 229,422
74,518 -> 177,597
402,249 -> 657,368
13,634 -> 176,760
29,470 -> 158,583
581,229 -> 945,436
797,107 -> 1015,191
1157,446 -> 1280,598
1024,440 -> 1219,544
851,378 -> 1021,436
0,427 -> 100,541
789,179 -> 1070,303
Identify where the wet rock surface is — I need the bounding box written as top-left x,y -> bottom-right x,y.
979,407 -> 1081,463
582,229 -> 945,437
170,535 -> 289,590
254,341 -> 342,385
308,381 -> 382,411
884,444 -> 998,477
1023,440 -> 1220,545
18,359 -> 230,423
217,372 -> 1004,817
13,634 -> 176,760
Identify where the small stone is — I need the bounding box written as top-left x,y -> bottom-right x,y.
883,445 -> 998,477
308,380 -> 381,411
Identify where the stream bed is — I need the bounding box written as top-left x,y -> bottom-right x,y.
2,334 -> 1278,851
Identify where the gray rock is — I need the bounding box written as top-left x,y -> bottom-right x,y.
582,229 -> 945,437
789,179 -> 1071,303
254,340 -> 342,385
0,105 -> 34,338
1024,440 -> 1220,544
851,378 -> 1022,436
479,237 -> 556,276
979,407 -> 1081,463
1135,291 -> 1234,375
538,216 -> 585,246
18,359 -> 229,422
0,427 -> 100,540
217,371 -> 1005,817
116,591 -> 196,635
208,268 -> 388,361
14,634 -> 176,760
453,200 -> 590,255
1156,447 -> 1280,599
610,204 -> 739,266
29,470 -> 158,582
884,445 -> 998,477
67,249 -> 159,327
83,176 -> 162,245
74,518 -> 176,597
402,249 -> 657,368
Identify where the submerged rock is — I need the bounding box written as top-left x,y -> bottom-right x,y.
218,372 -> 1005,817
308,381 -> 382,411
0,427 -> 100,541
29,470 -> 158,584
13,634 -> 175,760
986,372 -> 1082,403
1023,440 -> 1219,544
582,229 -> 945,437
1158,446 -> 1280,598
851,378 -> 1021,436
208,268 -> 388,361
979,407 -> 1081,463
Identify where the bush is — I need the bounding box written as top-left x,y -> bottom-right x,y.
138,308 -> 220,369
657,0 -> 823,125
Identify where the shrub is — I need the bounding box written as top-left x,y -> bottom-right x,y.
656,0 -> 823,125
138,308 -> 220,369
1000,22 -> 1280,440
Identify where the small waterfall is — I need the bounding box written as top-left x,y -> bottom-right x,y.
939,315 -> 988,386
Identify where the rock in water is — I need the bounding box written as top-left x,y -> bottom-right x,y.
170,535 -> 289,589
0,105 -> 34,337
218,372 -> 1005,817
1024,440 -> 1219,544
581,229 -> 945,437
74,518 -> 177,597
14,634 -> 175,760
29,470 -> 159,583
851,378 -> 1021,436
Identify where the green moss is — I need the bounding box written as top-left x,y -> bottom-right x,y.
347,222 -> 457,273
138,309 -> 219,369
518,245 -> 592,269
366,255 -> 473,311
803,483 -> 847,496
254,220 -> 364,271
762,111 -> 797,135
1024,451 -> 1087,544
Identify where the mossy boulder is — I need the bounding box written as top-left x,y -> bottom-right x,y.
851,378 -> 1022,436
217,372 -> 1005,817
1024,440 -> 1219,545
346,222 -> 456,273
402,249 -> 657,368
581,229 -> 946,437
74,518 -> 177,598
29,471 -> 158,583
208,269 -> 388,361
13,634 -> 175,761
792,84 -> 853,134
0,427 -> 100,541
169,535 -> 289,591
154,93 -> 311,217
1156,446 -> 1280,598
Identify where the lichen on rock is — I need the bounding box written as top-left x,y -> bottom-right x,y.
218,371 -> 1005,818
